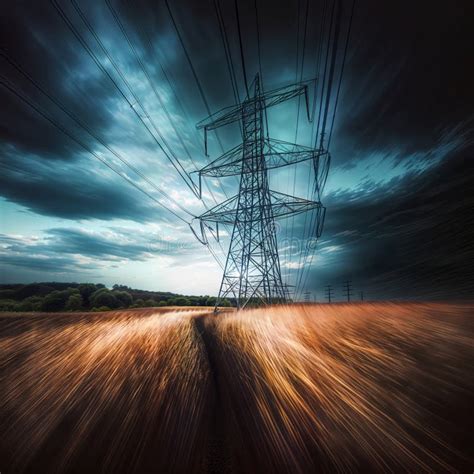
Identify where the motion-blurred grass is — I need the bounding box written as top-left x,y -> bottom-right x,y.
0,303 -> 472,473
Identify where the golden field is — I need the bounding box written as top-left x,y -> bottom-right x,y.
0,302 -> 472,473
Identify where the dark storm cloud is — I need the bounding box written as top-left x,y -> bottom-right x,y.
0,1 -> 181,222
0,2 -> 120,160
305,139 -> 474,300
0,149 -> 158,221
331,0 -> 474,160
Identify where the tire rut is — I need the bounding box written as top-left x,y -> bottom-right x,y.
192,314 -> 235,474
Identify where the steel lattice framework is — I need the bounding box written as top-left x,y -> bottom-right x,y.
196,75 -> 329,309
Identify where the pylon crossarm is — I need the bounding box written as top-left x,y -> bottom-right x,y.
199,139 -> 329,178
199,190 -> 324,225
199,142 -> 243,177
196,81 -> 313,132
265,139 -> 322,169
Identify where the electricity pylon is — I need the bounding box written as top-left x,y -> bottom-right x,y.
196,75 -> 329,310
325,284 -> 334,303
343,280 -> 353,302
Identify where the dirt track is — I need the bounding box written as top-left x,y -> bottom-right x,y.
0,303 -> 473,473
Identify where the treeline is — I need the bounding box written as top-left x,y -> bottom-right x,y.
0,283 -> 232,312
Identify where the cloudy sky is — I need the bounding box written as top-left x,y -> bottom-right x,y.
1,0 -> 473,300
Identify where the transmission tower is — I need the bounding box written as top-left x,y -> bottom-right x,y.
195,75 -> 329,310
343,280 -> 353,302
325,284 -> 334,303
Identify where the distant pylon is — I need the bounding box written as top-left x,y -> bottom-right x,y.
304,291 -> 311,303
343,280 -> 353,302
325,284 -> 334,303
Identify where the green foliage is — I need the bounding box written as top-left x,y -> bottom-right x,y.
65,294 -> 83,311
220,298 -> 231,307
41,288 -> 79,312
0,282 -> 237,312
171,296 -> 191,306
90,289 -> 119,309
205,296 -> 217,307
134,299 -> 145,307
114,291 -> 133,308
0,299 -> 18,311
78,284 -> 99,304
18,296 -> 44,312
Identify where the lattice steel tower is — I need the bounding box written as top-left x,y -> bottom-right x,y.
195,75 -> 328,309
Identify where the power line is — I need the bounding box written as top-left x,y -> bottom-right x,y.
297,0 -> 355,298
0,48 -> 193,220
164,0 -> 228,158
327,0 -> 356,148
234,0 -> 249,97
253,0 -> 270,140
314,0 -> 336,149
103,0 -> 203,176
0,74 -> 190,224
287,0 -> 303,289
318,0 -> 343,149
214,0 -> 241,106
294,0 -> 309,143
136,29 -> 232,208
53,0 -> 199,198
1,72 -> 230,273
102,0 -> 236,228
69,0 -> 235,269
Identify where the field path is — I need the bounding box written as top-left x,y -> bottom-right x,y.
193,315 -> 235,473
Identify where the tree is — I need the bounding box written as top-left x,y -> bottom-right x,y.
41,289 -> 78,312
134,299 -> 145,307
78,284 -> 99,305
220,298 -> 231,307
65,294 -> 83,311
144,299 -> 156,307
114,291 -> 133,308
158,301 -> 168,307
18,296 -> 43,312
90,290 -> 119,309
0,300 -> 18,311
206,296 -> 217,307
173,296 -> 191,306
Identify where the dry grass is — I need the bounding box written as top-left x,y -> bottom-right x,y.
0,303 -> 472,473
